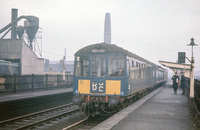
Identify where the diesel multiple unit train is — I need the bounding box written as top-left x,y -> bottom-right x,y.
73,43 -> 168,115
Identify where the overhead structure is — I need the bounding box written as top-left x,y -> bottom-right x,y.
104,13 -> 111,44
24,16 -> 39,50
159,60 -> 191,77
0,9 -> 39,40
16,26 -> 24,38
0,9 -> 41,57
0,9 -> 44,75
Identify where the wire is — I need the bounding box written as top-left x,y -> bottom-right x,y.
42,50 -> 63,56
42,50 -> 74,59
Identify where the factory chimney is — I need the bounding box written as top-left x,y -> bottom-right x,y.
104,13 -> 111,44
11,8 -> 18,39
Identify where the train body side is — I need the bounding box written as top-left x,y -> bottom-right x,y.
73,53 -> 167,97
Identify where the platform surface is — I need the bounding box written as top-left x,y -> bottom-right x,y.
93,82 -> 198,130
0,88 -> 72,103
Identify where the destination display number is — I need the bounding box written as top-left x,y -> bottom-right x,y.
90,81 -> 105,93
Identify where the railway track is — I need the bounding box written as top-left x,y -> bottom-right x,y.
0,91 -> 73,121
64,82 -> 170,130
64,114 -> 111,130
0,103 -> 79,130
63,87 -> 154,130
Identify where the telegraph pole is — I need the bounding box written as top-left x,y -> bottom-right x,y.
63,56 -> 66,81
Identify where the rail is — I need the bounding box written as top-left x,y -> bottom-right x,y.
0,74 -> 73,94
0,103 -> 79,129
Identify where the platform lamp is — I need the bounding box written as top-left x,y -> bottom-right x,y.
187,38 -> 198,99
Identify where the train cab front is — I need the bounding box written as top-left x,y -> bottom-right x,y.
72,78 -> 125,115
72,52 -> 127,115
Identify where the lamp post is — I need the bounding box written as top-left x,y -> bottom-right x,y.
187,38 -> 198,99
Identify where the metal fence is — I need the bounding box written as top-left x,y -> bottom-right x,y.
0,74 -> 73,94
185,79 -> 200,127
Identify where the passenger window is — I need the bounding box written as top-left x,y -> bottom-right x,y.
132,60 -> 134,67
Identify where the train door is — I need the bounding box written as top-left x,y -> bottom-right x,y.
126,57 -> 131,94
127,59 -> 130,78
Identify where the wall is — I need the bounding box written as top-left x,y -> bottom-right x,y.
21,40 -> 44,74
0,39 -> 44,75
0,39 -> 22,60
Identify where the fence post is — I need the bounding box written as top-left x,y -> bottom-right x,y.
66,74 -> 69,87
69,75 -> 72,87
32,74 -> 34,92
13,74 -> 16,93
57,74 -> 59,88
46,74 -> 48,90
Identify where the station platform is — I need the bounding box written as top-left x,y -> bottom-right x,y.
0,88 -> 72,103
93,82 -> 198,130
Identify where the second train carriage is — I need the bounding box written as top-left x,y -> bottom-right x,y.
73,43 -> 168,115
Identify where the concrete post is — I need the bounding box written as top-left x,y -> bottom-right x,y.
187,38 -> 197,99
190,57 -> 194,98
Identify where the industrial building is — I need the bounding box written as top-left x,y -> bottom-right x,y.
0,9 -> 44,75
0,39 -> 44,74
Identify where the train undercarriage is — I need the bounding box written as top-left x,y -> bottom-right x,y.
73,82 -> 165,116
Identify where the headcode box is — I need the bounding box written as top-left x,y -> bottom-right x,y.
178,52 -> 186,63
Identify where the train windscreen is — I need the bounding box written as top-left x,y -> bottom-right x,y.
75,56 -> 89,77
108,55 -> 125,77
91,54 -> 106,77
75,54 -> 125,77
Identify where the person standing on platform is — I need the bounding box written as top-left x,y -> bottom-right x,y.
171,72 -> 179,94
180,72 -> 186,95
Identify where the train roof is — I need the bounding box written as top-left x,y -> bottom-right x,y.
75,42 -> 160,67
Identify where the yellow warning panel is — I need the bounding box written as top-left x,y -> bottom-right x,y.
106,80 -> 121,95
78,80 -> 90,94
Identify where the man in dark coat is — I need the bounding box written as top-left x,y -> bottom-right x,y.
171,72 -> 179,94
180,72 -> 186,95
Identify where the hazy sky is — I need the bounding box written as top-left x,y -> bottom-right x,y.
1,0 -> 200,72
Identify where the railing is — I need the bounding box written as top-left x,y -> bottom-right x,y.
0,74 -> 73,94
185,78 -> 200,127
